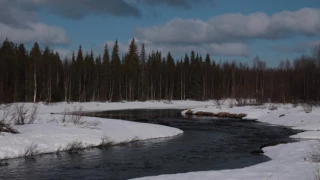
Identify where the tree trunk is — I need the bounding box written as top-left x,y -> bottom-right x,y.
159,74 -> 162,101
109,76 -> 114,102
33,61 -> 37,103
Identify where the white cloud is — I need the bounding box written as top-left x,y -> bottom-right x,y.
136,8 -> 320,44
210,43 -> 250,57
135,8 -> 320,57
0,0 -> 69,45
0,22 -> 69,45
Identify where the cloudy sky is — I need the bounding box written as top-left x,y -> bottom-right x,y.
0,0 -> 320,66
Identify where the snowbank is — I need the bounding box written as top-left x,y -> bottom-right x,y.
132,101 -> 320,180
133,140 -> 317,180
0,100 -> 213,160
0,116 -> 183,159
182,102 -> 320,134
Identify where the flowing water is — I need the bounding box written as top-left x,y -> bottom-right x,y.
0,109 -> 301,180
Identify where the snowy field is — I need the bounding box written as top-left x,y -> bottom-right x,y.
133,101 -> 320,180
0,101 -> 213,160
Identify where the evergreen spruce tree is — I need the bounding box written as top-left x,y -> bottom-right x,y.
139,43 -> 146,101
76,46 -> 84,102
102,44 -> 110,101
110,40 -> 121,101
16,44 -> 28,102
29,43 -> 42,103
126,38 -> 139,101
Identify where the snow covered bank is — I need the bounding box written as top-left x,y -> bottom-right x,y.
0,100 -> 212,160
181,102 -> 320,134
133,140 -> 317,180
132,102 -> 320,180
0,116 -> 182,160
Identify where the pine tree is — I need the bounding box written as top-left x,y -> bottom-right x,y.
15,44 -> 28,102
30,43 -> 42,103
166,52 -> 175,100
183,53 -> 190,100
139,43 -> 146,101
63,58 -> 70,102
1,38 -> 320,104
95,55 -> 102,101
110,40 -> 122,101
101,44 -> 110,101
126,38 -> 139,101
0,39 -> 15,102
76,46 -> 84,102
42,46 -> 51,102
69,51 -> 76,102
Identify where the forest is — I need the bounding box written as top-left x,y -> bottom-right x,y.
0,38 -> 320,104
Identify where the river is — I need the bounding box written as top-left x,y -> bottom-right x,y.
0,109 -> 301,180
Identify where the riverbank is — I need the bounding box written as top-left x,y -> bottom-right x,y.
2,101 -> 320,179
133,101 -> 320,180
0,101 -> 213,160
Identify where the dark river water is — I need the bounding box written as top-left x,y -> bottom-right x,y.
0,109 -> 301,180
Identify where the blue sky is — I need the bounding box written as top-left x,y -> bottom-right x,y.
1,0 -> 320,66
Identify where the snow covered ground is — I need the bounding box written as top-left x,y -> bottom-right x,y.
133,141 -> 317,180
181,102 -> 320,133
0,101 -> 213,160
133,101 -> 320,180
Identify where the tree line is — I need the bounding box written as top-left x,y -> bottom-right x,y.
0,38 -> 320,103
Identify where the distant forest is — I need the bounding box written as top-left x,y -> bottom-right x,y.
0,38 -> 320,103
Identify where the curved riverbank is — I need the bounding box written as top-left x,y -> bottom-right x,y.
133,102 -> 320,180
1,101 -> 207,160
2,101 -> 319,180
1,108 -> 300,180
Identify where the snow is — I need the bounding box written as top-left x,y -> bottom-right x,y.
132,100 -> 320,180
291,131 -> 320,139
132,140 -> 317,180
0,100 -> 213,160
181,102 -> 320,132
2,100 -> 320,179
0,118 -> 182,159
